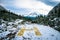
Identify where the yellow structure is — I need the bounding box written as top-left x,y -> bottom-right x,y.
17,27 -> 41,36
33,27 -> 41,36
17,27 -> 25,36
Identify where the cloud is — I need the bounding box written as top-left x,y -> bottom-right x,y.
37,0 -> 59,6
13,0 -> 53,15
53,0 -> 60,2
0,0 -> 54,15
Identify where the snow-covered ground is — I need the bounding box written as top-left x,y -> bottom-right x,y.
0,19 -> 60,40
15,24 -> 60,40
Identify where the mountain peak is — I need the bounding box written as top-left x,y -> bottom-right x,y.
27,12 -> 40,17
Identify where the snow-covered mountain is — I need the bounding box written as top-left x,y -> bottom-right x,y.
28,12 -> 39,17
24,12 -> 40,17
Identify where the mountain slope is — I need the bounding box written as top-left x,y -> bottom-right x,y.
0,5 -> 23,21
47,3 -> 60,31
0,5 -> 6,11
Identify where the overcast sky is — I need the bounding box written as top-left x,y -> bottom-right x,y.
0,0 -> 60,15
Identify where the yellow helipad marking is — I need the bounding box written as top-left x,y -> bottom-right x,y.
17,27 -> 25,36
34,27 -> 41,36
17,26 -> 41,36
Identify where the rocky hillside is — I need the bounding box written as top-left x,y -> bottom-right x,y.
0,5 -> 6,11
47,3 -> 60,31
0,5 -> 23,21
